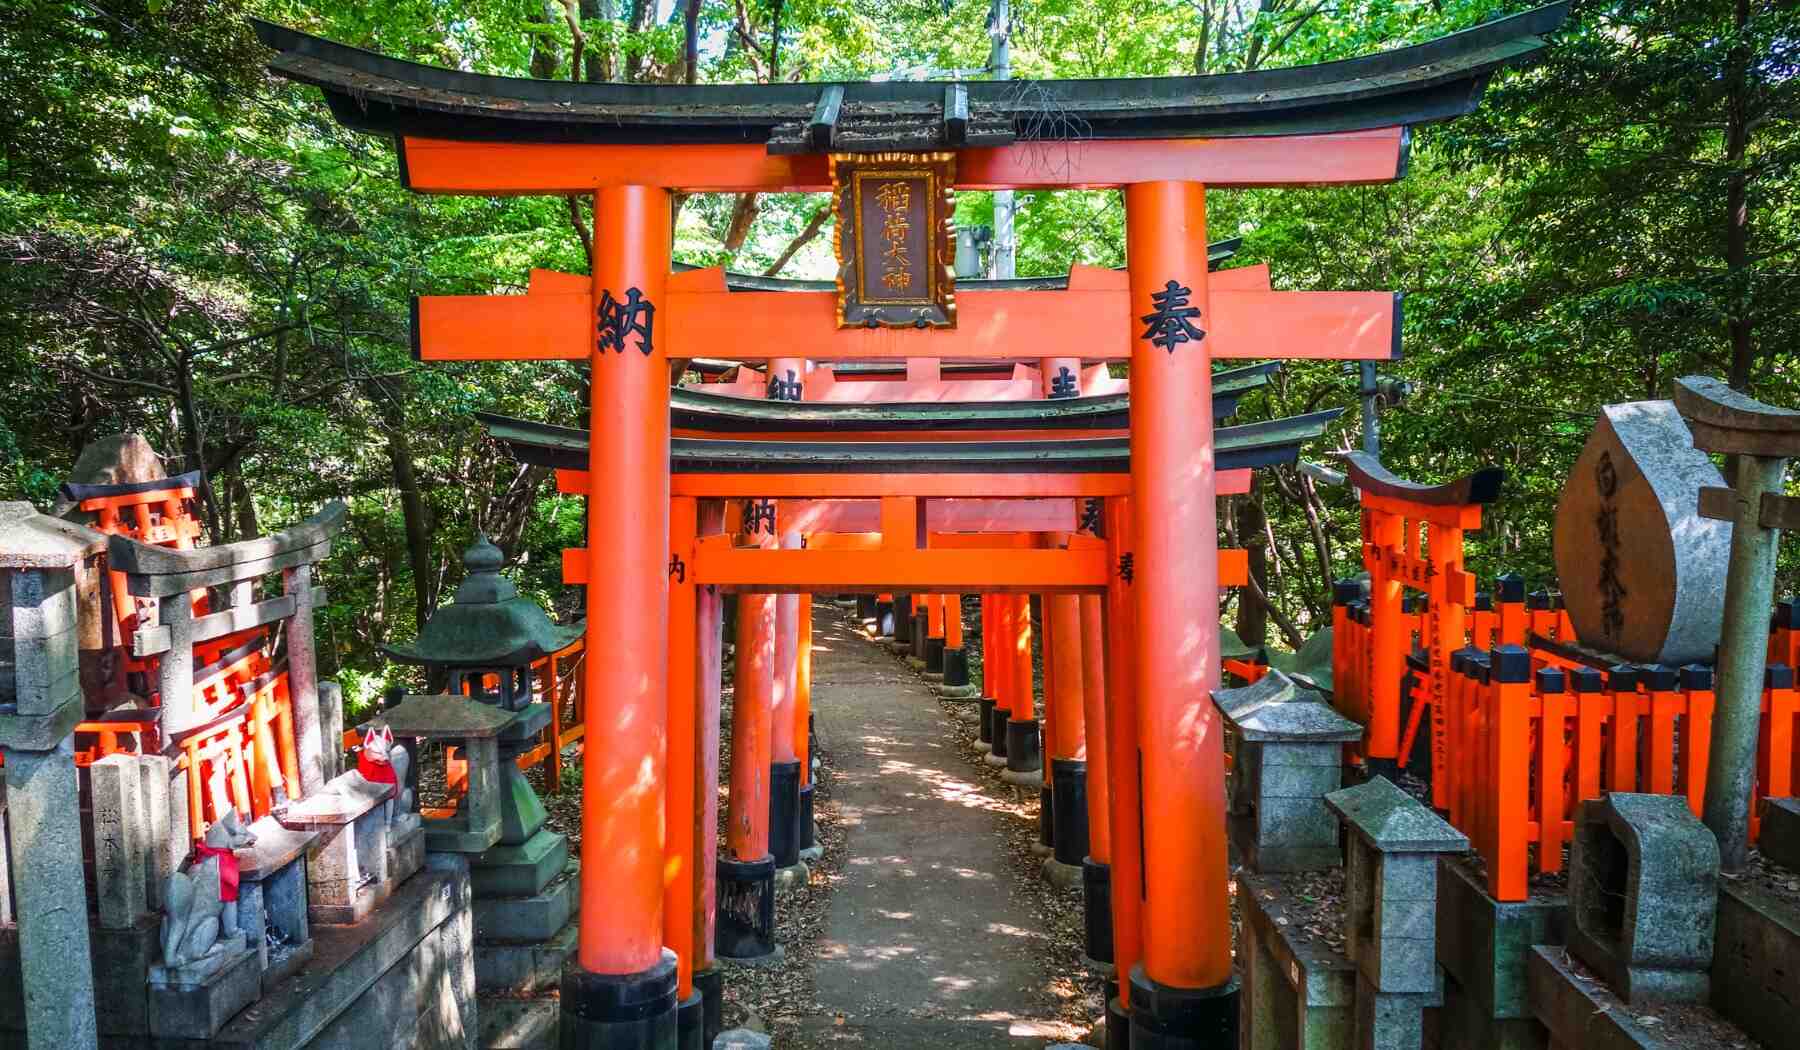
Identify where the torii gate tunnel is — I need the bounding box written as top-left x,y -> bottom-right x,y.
257,5 -> 1564,1047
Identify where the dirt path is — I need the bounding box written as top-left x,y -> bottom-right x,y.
791,607 -> 1067,1049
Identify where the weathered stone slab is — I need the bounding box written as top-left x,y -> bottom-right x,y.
1525,946 -> 1662,1050
472,864 -> 576,944
1241,874 -> 1354,1050
1711,881 -> 1800,1050
1326,777 -> 1468,855
471,827 -> 568,899
477,995 -> 559,1049
1431,973 -> 1546,1050
1,739 -> 98,1050
147,937 -> 261,1040
473,921 -> 575,996
1758,796 -> 1800,872
1435,857 -> 1567,1020
1552,401 -> 1729,664
89,753 -> 149,929
205,859 -> 473,1050
1568,793 -> 1717,1005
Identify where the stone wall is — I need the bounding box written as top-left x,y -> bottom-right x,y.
0,857 -> 475,1050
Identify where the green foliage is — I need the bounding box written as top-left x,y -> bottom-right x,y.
1,0 -> 1794,680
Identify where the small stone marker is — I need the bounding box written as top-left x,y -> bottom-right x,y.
1214,669 -> 1362,872
1567,792 -> 1719,1004
1325,776 -> 1467,1050
1552,400 -> 1729,664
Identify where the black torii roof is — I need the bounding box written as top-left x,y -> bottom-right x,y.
251,5 -> 1564,154
477,407 -> 1342,475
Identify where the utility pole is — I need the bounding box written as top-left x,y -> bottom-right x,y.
1358,360 -> 1380,458
988,0 -> 1014,279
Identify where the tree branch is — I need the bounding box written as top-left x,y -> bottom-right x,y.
762,202 -> 831,276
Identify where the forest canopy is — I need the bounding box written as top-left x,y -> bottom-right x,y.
2,0 -> 1795,703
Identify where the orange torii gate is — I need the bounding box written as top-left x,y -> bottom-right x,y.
258,4 -> 1563,1044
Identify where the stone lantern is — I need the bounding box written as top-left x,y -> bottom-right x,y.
384,535 -> 580,711
381,536 -> 583,1045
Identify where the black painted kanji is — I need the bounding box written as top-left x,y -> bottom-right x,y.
745,499 -> 777,535
1049,366 -> 1078,398
767,369 -> 803,402
1117,553 -> 1134,583
597,287 -> 656,356
1079,498 -> 1103,536
1139,280 -> 1205,353
668,554 -> 686,582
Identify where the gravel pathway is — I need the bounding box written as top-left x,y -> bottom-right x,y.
791,610 -> 1066,1049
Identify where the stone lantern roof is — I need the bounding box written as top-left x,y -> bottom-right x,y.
383,535 -> 581,669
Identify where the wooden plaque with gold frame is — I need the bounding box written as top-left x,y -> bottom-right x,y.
830,152 -> 956,329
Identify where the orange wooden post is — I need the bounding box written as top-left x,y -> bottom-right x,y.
796,590 -> 814,830
1046,586 -> 1089,869
546,653 -> 563,793
567,184 -> 679,1040
1677,666 -> 1714,819
1003,593 -> 1040,775
1572,667 -> 1607,812
664,496 -> 700,1003
1760,666 -> 1797,805
1489,645 -> 1531,901
1103,496 -> 1144,1023
721,508 -> 778,959
694,500 -> 727,1005
1364,509 -> 1405,760
1644,667 -> 1680,796
978,594 -> 1000,753
1536,667 -> 1568,874
1078,592 -> 1114,964
1124,179 -> 1235,1032
770,516 -> 804,870
1608,668 -> 1641,792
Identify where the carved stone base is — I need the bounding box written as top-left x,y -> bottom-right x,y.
147,936 -> 260,1040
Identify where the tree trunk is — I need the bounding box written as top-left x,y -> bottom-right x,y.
683,0 -> 701,83
384,411 -> 436,635
581,0 -> 611,81
1723,0 -> 1755,391
1235,475 -> 1269,647
529,1 -> 561,79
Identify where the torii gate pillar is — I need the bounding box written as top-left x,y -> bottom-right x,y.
565,185 -> 680,1046
1125,180 -> 1237,1044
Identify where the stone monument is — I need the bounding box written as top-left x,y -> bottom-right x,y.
1552,400 -> 1729,664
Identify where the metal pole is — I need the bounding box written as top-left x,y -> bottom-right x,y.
1360,360 -> 1381,458
988,0 -> 1014,281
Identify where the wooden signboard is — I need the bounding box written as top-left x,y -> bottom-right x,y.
831,152 -> 956,329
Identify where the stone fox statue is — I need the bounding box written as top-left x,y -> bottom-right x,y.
354,724 -> 414,826
160,809 -> 256,976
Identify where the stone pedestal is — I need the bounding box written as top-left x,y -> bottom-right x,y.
1215,670 -> 1362,873
1240,874 -> 1356,1050
282,772 -> 396,925
235,816 -> 320,990
1435,857 -> 1566,1025
1326,776 -> 1468,1050
0,506 -> 106,1050
147,933 -> 261,1040
1567,793 -> 1718,1005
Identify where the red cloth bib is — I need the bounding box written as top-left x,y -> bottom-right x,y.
358,749 -> 398,793
193,842 -> 241,903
